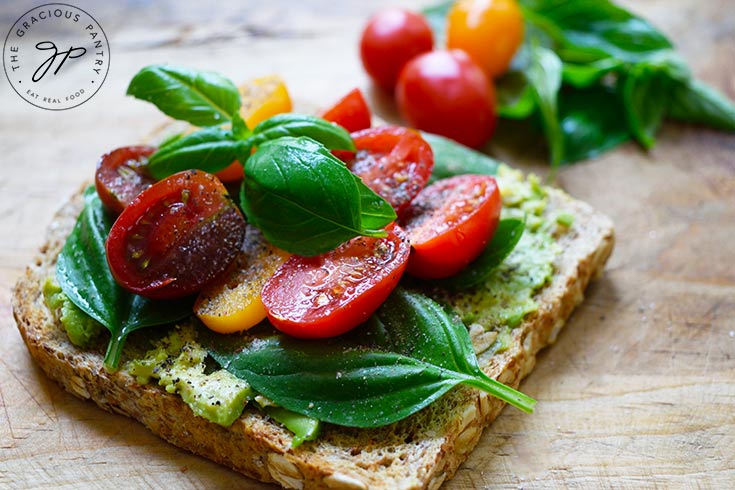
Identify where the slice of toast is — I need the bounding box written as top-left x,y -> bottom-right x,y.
12,171 -> 613,489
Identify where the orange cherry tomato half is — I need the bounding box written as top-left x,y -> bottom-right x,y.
262,225 -> 410,339
400,174 -> 501,279
95,145 -> 156,214
320,88 -> 372,133
347,126 -> 434,216
447,0 -> 524,79
360,8 -> 434,91
396,49 -> 497,149
106,170 -> 246,299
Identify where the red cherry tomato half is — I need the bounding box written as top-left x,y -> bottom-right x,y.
348,126 -> 434,216
262,225 -> 410,339
400,174 -> 501,279
396,49 -> 497,149
106,170 -> 246,299
95,145 -> 156,214
321,88 -> 372,133
360,8 -> 433,91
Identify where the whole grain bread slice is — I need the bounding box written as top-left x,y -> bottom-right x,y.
12,179 -> 613,490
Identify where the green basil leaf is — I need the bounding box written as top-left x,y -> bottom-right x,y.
251,114 -> 356,151
421,1 -> 452,47
562,57 -> 623,88
558,85 -> 630,163
127,65 -> 241,127
240,136 -> 393,256
668,79 -> 735,132
525,44 -> 564,166
147,127 -> 246,179
263,406 -> 321,447
231,112 -> 251,139
355,177 -> 397,234
422,132 -> 500,181
439,218 -> 525,290
56,188 -> 193,369
497,72 -> 537,119
210,289 -> 534,428
521,0 -> 672,63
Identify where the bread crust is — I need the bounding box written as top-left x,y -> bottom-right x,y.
12,182 -> 614,490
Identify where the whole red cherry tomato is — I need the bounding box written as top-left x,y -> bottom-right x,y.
321,88 -> 372,133
396,49 -> 497,149
95,145 -> 156,214
360,8 -> 433,91
106,170 -> 246,299
347,126 -> 434,216
400,174 -> 501,279
262,225 -> 410,338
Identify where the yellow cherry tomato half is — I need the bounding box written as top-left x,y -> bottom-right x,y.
194,227 -> 290,333
215,75 -> 293,182
446,0 -> 524,79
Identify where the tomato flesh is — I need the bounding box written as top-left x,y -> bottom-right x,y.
348,126 -> 434,216
95,145 -> 156,214
396,49 -> 497,149
106,170 -> 246,299
321,88 -> 371,133
262,225 -> 410,338
360,8 -> 433,91
400,174 -> 501,279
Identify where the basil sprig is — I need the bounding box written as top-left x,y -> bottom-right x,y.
421,132 -> 500,181
56,188 -> 193,369
127,65 -> 390,256
210,288 -> 535,428
241,136 -> 395,256
424,0 -> 735,165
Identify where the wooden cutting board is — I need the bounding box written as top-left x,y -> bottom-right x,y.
1,0 -> 733,488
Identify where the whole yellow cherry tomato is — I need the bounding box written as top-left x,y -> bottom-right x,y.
446,0 -> 524,79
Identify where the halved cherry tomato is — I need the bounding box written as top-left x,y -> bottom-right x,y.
320,88 -> 371,133
95,145 -> 156,214
195,227 -> 290,333
447,0 -> 524,79
106,170 -> 246,299
396,49 -> 497,149
347,126 -> 434,216
360,8 -> 434,91
400,174 -> 501,279
262,225 -> 410,339
215,76 -> 293,183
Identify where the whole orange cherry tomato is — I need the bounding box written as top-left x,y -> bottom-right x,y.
447,0 -> 524,79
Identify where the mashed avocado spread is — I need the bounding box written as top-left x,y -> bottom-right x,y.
48,164 -> 564,431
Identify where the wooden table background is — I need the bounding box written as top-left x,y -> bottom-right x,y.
1,0 -> 733,488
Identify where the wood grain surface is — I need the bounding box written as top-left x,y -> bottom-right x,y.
1,0 -> 733,489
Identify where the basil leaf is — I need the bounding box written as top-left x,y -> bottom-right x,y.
56,188 -> 193,369
250,114 -> 356,151
210,289 -> 535,428
521,0 -> 672,63
668,79 -> 735,132
147,127 -> 246,179
497,71 -> 537,119
231,112 -> 251,139
559,85 -> 630,163
240,136 -> 393,256
355,177 -> 397,234
127,65 -> 241,127
439,218 -> 525,290
263,406 -> 321,447
422,132 -> 500,181
525,44 -> 564,166
562,57 -> 623,88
